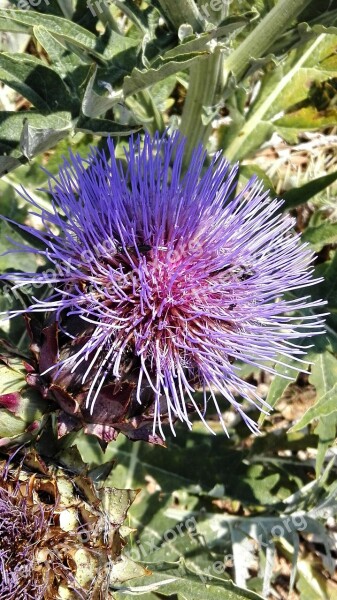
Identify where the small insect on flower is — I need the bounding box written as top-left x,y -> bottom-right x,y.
0,131 -> 325,442
233,265 -> 255,281
117,243 -> 152,255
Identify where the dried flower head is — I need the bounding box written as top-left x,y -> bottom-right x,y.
0,450 -> 139,599
1,132 -> 324,440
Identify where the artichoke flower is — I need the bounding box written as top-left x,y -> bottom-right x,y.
0,450 -> 142,599
1,132 -> 325,443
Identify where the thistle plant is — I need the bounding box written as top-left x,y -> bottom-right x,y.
1,132 -> 325,442
0,1 -> 336,598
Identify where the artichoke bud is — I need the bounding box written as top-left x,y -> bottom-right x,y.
0,340 -> 47,447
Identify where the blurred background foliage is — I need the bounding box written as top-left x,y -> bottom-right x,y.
1,0 -> 337,598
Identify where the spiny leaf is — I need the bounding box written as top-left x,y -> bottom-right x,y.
0,8 -> 116,61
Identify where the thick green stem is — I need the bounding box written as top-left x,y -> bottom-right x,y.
157,0 -> 204,32
179,49 -> 224,167
223,0 -> 314,83
173,0 -> 229,165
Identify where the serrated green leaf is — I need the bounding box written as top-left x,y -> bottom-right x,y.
275,105 -> 337,139
114,563 -> 264,600
161,20 -> 247,62
290,352 -> 337,431
0,9 -> 104,61
123,53 -> 209,97
33,25 -> 82,78
5,8 -> 140,59
299,21 -> 337,39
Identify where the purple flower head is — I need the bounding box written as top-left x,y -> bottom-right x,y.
2,131 -> 325,439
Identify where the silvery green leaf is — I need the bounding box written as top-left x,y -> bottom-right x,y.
20,116 -> 72,160
114,562 -> 265,599
82,69 -> 124,118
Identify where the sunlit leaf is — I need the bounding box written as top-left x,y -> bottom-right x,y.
0,52 -> 73,111
123,53 -> 209,97
290,352 -> 337,431
222,33 -> 337,160
114,562 -> 265,600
